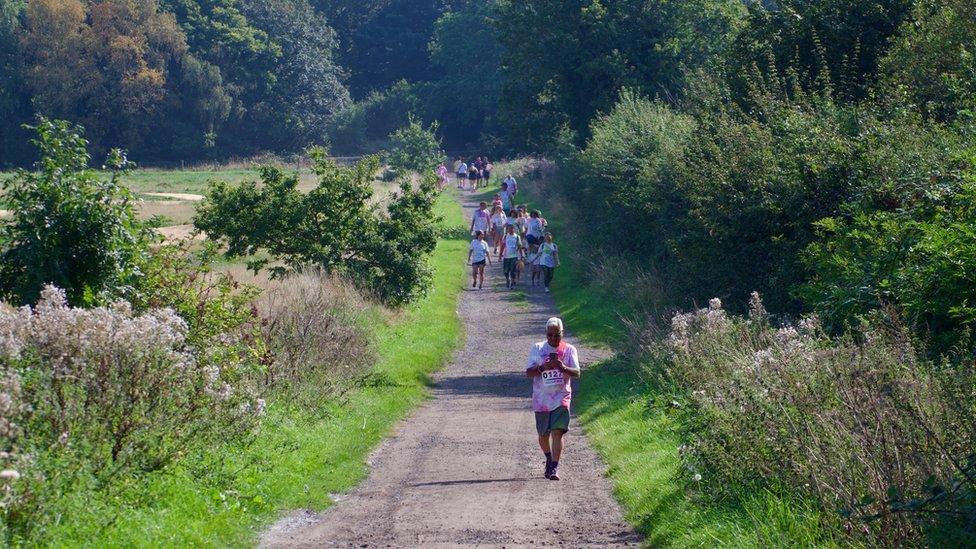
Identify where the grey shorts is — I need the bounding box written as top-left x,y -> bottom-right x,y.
535,406 -> 570,436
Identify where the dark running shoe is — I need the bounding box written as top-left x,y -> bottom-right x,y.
544,457 -> 553,479
549,465 -> 560,481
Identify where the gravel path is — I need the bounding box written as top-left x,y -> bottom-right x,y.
260,192 -> 640,548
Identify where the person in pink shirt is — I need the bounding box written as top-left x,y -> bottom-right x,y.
525,317 -> 580,480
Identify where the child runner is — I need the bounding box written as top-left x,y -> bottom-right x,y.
467,230 -> 491,289
525,317 -> 580,480
483,159 -> 493,185
490,205 -> 507,253
457,160 -> 468,189
498,223 -> 524,289
492,193 -> 503,212
470,201 -> 491,237
436,162 -> 449,191
538,232 -> 560,292
525,245 -> 542,286
500,182 -> 515,213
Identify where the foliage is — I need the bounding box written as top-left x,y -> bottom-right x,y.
315,0 -> 461,99
0,119 -> 152,307
0,285 -> 266,544
724,0 -> 914,103
387,116 -> 443,175
802,165 -> 976,358
328,80 -> 420,155
879,0 -> 976,122
425,0 -> 505,151
496,0 -> 744,150
18,0 -> 232,161
194,152 -> 440,305
644,296 -> 976,545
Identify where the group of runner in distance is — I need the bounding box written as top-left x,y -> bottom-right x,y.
437,158 -> 577,482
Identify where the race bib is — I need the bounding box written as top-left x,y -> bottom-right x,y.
541,368 -> 565,387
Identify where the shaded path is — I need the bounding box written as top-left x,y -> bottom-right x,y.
260,191 -> 640,548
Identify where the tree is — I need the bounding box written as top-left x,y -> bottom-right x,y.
724,0 -> 914,103
387,116 -> 443,175
18,0 -> 231,161
239,0 -> 350,150
496,0 -> 744,151
194,151 -> 440,305
317,0 -> 461,98
425,0 -> 505,150
0,0 -> 31,167
0,119 -> 152,306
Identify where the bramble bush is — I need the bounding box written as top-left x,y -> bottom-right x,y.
632,296 -> 976,546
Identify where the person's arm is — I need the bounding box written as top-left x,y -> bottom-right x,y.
526,347 -> 545,377
554,246 -> 560,267
499,237 -> 506,257
485,244 -> 493,265
470,214 -> 476,232
467,248 -> 473,264
557,347 -> 581,378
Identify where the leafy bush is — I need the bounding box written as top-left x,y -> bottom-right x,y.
328,80 -> 420,155
386,115 -> 443,175
802,167 -> 976,358
195,150 -> 440,305
0,285 -> 266,542
638,296 -> 976,545
0,118 -> 153,307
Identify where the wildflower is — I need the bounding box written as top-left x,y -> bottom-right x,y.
0,470 -> 20,481
254,398 -> 266,416
693,473 -> 702,482
58,432 -> 69,445
708,298 -> 722,311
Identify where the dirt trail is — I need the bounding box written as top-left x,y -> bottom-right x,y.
260,192 -> 640,548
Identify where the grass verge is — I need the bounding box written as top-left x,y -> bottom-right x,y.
515,168 -> 840,547
42,188 -> 468,547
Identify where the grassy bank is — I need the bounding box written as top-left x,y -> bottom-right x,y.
42,189 -> 468,546
513,171 -> 839,547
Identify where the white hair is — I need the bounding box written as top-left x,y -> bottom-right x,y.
546,317 -> 564,333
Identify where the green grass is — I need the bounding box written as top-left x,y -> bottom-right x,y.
513,166 -> 840,547
42,189 -> 468,547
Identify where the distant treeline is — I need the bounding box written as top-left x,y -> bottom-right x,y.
2,0 -> 973,176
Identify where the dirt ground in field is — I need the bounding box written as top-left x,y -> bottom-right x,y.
260,192 -> 640,548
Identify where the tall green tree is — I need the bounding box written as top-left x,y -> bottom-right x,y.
239,0 -> 350,149
195,151 -> 440,305
18,0 -> 230,161
425,0 -> 504,150
725,0 -> 914,103
496,0 -> 744,151
0,0 -> 30,167
880,0 -> 976,121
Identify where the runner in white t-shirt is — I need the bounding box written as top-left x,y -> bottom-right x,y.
498,223 -> 524,289
538,232 -> 560,292
467,230 -> 492,289
490,205 -> 507,253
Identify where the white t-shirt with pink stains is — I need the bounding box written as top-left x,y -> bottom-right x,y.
526,340 -> 580,412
